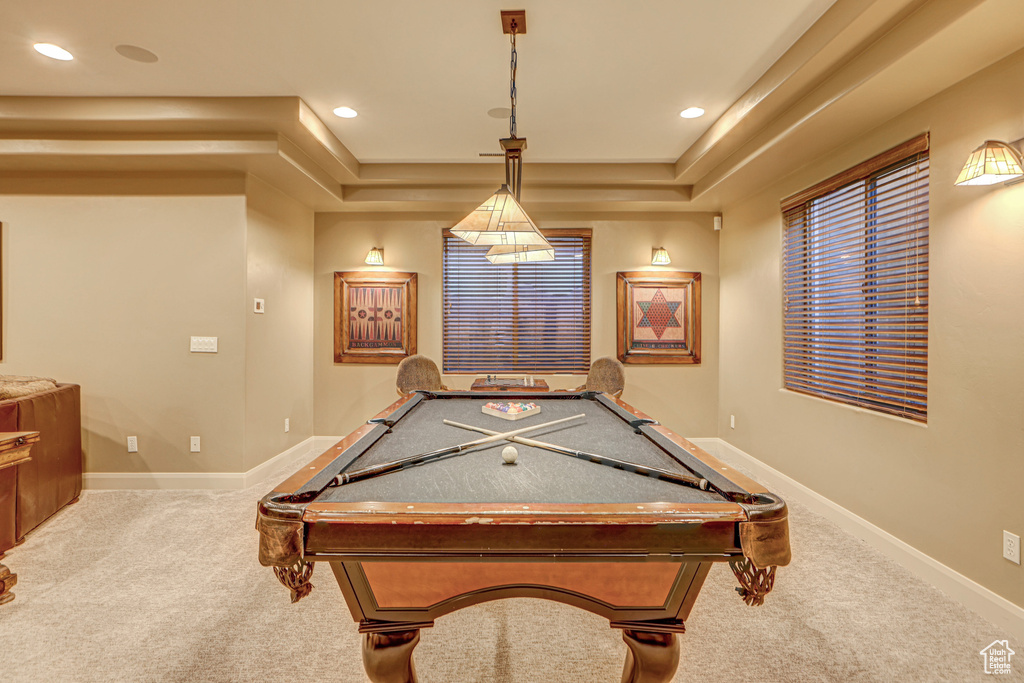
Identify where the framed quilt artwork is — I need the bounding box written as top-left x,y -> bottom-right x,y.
616,271 -> 701,364
334,271 -> 417,363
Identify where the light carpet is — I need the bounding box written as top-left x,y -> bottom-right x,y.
0,453 -> 1020,682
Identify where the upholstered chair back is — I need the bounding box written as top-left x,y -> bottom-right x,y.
584,357 -> 626,397
396,355 -> 447,395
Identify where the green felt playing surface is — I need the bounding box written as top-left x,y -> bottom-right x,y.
316,396 -> 724,505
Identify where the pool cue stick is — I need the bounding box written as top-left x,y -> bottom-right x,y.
443,419 -> 711,491
332,414 -> 585,486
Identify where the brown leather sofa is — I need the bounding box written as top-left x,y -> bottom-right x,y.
0,383 -> 82,556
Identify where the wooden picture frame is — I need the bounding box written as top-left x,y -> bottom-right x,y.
616,271 -> 701,364
334,272 -> 417,364
0,222 -> 4,361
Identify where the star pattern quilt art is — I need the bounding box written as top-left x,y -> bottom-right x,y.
616,271 -> 701,364
632,287 -> 686,349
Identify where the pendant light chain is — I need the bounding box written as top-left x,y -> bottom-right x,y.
450,11 -> 553,263
509,21 -> 518,139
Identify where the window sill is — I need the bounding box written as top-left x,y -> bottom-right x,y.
777,388 -> 928,428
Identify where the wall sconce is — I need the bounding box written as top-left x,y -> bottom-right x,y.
651,247 -> 671,266
955,139 -> 1024,186
364,247 -> 384,265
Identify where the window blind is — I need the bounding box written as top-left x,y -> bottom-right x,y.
781,134 -> 929,422
443,228 -> 591,374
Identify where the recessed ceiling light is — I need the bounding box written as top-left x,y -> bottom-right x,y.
33,43 -> 74,61
115,44 -> 159,63
488,107 -> 512,119
679,107 -> 705,119
333,106 -> 358,119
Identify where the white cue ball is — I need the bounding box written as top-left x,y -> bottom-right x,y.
502,445 -> 518,464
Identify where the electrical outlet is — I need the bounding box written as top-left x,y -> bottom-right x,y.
284,418 -> 290,433
730,414 -> 736,429
127,436 -> 138,453
1005,531 -> 1021,564
190,436 -> 201,453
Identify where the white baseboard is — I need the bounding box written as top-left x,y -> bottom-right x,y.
241,436 -> 341,488
83,436 -> 338,491
690,438 -> 1024,644
83,470 -> 247,490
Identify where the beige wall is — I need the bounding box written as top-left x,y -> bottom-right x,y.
0,175 -> 317,476
313,212 -> 719,438
0,192 -> 249,473
243,176 -> 315,470
719,50 -> 1024,606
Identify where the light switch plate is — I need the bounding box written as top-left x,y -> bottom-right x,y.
190,436 -> 201,453
254,298 -> 265,314
190,336 -> 218,353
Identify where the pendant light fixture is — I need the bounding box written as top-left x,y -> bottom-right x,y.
451,10 -> 554,262
485,241 -> 556,264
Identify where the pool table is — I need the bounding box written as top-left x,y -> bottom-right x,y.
257,391 -> 790,683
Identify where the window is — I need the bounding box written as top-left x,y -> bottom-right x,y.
781,134 -> 929,422
443,228 -> 591,373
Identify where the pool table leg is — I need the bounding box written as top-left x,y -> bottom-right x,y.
620,629 -> 680,683
362,628 -> 421,683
